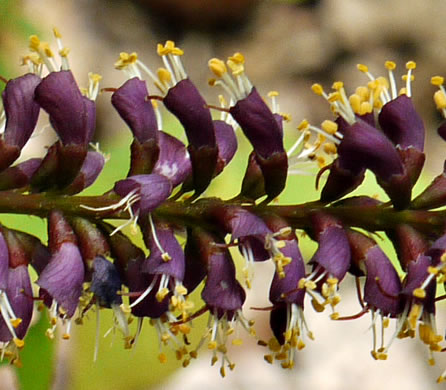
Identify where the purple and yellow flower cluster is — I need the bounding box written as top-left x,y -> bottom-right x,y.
4,29 -> 446,383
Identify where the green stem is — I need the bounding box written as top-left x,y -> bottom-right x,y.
0,191 -> 445,234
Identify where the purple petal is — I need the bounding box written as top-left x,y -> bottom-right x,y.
114,173 -> 172,216
213,120 -> 237,173
153,131 -> 191,187
163,79 -> 215,148
35,70 -> 95,146
3,73 -> 41,149
37,242 -> 85,317
143,223 -> 185,281
201,248 -> 245,315
378,95 -> 425,151
111,77 -> 158,143
65,151 -> 105,194
229,88 -> 284,159
310,226 -> 351,281
363,245 -> 402,316
0,265 -> 33,341
269,237 -> 306,305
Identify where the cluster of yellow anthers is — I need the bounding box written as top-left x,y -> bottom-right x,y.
265,227 -> 293,279
311,61 -> 417,124
114,40 -> 186,96
262,303 -> 314,369
298,273 -> 341,319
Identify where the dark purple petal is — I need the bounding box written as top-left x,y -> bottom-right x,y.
229,88 -> 284,159
111,77 -> 158,144
143,223 -> 185,281
363,245 -> 402,316
320,159 -> 365,203
438,121 -> 446,142
35,70 -> 95,146
310,226 -> 351,281
153,131 -> 191,187
213,120 -> 237,174
126,258 -> 168,318
90,256 -> 122,308
64,151 -> 105,194
378,95 -> 425,151
114,173 -> 172,216
240,151 -> 266,200
269,238 -> 306,305
37,242 -> 85,317
0,158 -> 41,191
163,79 -> 215,148
3,73 -> 41,149
339,119 -> 404,181
221,207 -> 271,239
0,265 -> 33,341
269,304 -> 287,345
201,247 -> 245,316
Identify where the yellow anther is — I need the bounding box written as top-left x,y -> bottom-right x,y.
428,266 -> 439,275
311,83 -> 324,96
13,338 -> 25,349
406,61 -> 416,70
431,76 -> 445,86
189,350 -> 198,359
327,91 -> 340,103
357,64 -> 369,73
323,143 -> 337,155
157,68 -> 172,86
157,43 -> 169,56
232,338 -> 243,346
208,58 -> 227,78
268,91 -> 279,97
321,119 -> 338,135
45,329 -> 55,339
62,333 -> 70,340
158,353 -> 167,363
161,252 -> 172,262
228,52 -> 245,64
217,344 -> 227,354
88,72 -> 102,84
304,280 -> 317,290
384,60 -> 396,70
360,101 -> 373,115
175,284 -> 188,295
211,355 -> 218,365
268,337 -> 281,352
42,43 -> 54,58
156,287 -> 169,302
413,288 -> 426,299
178,324 -> 191,334
53,27 -> 62,38
297,119 -> 309,131
332,81 -> 344,90
208,341 -> 217,350
59,47 -> 70,58
349,94 -> 361,113
29,35 -> 41,52
330,312 -> 339,320
11,318 -> 22,328
298,278 -> 306,289
220,366 -> 226,378
434,90 -> 446,110
356,86 -> 370,100
227,59 -> 244,76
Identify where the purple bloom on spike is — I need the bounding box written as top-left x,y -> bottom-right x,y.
35,70 -> 95,146
37,242 -> 85,318
64,151 -> 105,195
3,73 -> 41,150
0,265 -> 33,343
213,120 -> 237,175
0,158 -> 41,191
114,173 -> 172,216
111,77 -> 158,144
153,132 -> 191,187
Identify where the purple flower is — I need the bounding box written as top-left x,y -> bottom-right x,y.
35,70 -> 95,146
37,242 -> 85,318
64,151 -> 105,195
111,77 -> 158,144
213,119 -> 237,175
3,73 -> 41,150
114,173 -> 172,216
153,132 -> 191,188
0,158 -> 41,191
